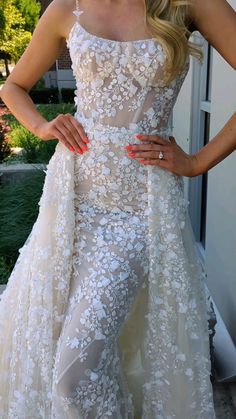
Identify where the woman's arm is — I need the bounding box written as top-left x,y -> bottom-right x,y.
127,111 -> 236,177
187,0 -> 236,175
189,0 -> 236,70
0,0 -> 89,154
191,112 -> 236,176
126,0 -> 236,177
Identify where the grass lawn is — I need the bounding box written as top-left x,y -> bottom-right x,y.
0,102 -> 75,283
0,170 -> 46,284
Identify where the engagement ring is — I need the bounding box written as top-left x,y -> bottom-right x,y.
158,151 -> 164,160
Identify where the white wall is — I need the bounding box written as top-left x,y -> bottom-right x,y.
43,70 -> 58,88
205,47 -> 236,346
172,56 -> 193,198
172,10 -> 236,378
56,69 -> 76,90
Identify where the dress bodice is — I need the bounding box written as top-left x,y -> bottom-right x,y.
66,8 -> 190,134
65,6 -> 190,215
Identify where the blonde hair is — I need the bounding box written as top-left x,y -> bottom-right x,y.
144,0 -> 204,85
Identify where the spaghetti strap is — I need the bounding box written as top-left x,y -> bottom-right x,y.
73,0 -> 84,19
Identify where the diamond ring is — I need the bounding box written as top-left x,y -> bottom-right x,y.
158,151 -> 164,160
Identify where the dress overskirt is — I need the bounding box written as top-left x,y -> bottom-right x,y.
0,139 -> 216,418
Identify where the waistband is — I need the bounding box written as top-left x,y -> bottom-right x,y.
74,111 -> 172,139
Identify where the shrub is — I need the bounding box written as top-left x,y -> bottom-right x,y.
0,125 -> 12,163
3,103 -> 76,163
9,125 -> 40,155
7,125 -> 57,163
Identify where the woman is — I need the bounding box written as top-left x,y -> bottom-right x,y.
0,0 -> 235,417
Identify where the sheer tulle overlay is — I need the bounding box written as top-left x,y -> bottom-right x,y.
0,3 -> 216,418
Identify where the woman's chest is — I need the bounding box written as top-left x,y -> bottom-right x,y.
67,24 -> 171,89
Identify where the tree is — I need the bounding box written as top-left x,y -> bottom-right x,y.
0,8 -> 5,33
0,0 -> 40,76
14,0 -> 41,33
0,0 -> 32,75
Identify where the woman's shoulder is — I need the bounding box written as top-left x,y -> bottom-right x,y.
42,0 -> 77,40
46,0 -> 75,13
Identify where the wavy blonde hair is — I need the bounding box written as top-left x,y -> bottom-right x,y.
144,0 -> 204,85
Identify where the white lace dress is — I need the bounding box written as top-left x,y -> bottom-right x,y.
0,4 -> 216,419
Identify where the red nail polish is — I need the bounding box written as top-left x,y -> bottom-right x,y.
125,145 -> 133,150
136,134 -> 143,139
140,160 -> 146,163
69,146 -> 75,152
84,137 -> 90,143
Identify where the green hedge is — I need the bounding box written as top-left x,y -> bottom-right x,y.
61,88 -> 75,103
29,87 -> 59,104
28,88 -> 75,104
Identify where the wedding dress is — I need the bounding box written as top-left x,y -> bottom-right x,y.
0,2 -> 216,418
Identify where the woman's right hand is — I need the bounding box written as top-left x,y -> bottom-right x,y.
37,113 -> 90,154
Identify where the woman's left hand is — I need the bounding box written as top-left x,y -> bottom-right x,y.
124,134 -> 199,177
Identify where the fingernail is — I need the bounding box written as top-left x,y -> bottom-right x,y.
84,137 -> 90,143
82,146 -> 89,152
125,145 -> 133,150
128,153 -> 135,157
69,146 -> 75,152
135,134 -> 143,139
77,149 -> 83,154
140,160 -> 146,163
